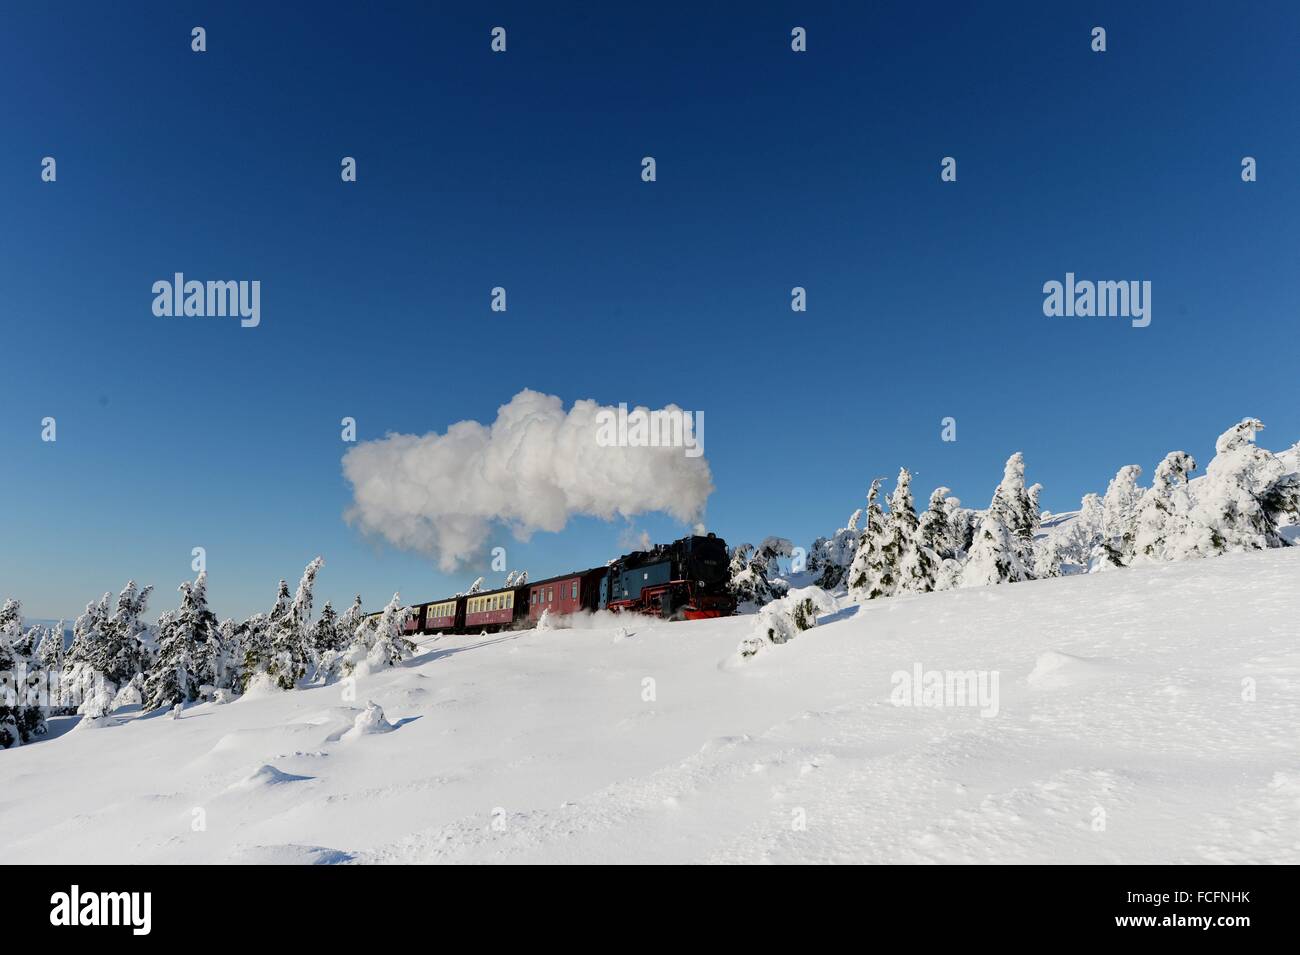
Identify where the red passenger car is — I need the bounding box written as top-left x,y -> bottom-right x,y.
526,568 -> 604,623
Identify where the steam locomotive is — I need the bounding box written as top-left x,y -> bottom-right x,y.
404,533 -> 736,636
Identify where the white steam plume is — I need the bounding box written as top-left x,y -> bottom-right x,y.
342,390 -> 713,571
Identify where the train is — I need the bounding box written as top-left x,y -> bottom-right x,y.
398,533 -> 736,636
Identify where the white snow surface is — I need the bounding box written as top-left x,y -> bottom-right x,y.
2,548 -> 1298,864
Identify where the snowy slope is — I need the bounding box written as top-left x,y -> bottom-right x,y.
2,549 -> 1298,864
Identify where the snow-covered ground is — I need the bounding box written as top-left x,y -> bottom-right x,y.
2,548 -> 1297,864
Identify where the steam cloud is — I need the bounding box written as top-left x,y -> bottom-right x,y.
342,390 -> 713,571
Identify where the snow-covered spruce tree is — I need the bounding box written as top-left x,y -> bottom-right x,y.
915,486 -> 957,591
943,493 -> 975,557
847,478 -> 892,601
465,577 -> 485,595
917,487 -> 953,558
960,484 -> 1031,588
1172,418 -> 1298,558
37,622 -> 65,672
0,599 -> 47,746
211,618 -> 243,691
267,556 -> 324,690
91,581 -> 154,690
890,468 -> 938,594
59,593 -> 113,715
1097,464 -> 1143,567
343,593 -> 413,675
995,452 -> 1040,566
727,539 -> 791,609
335,595 -> 366,649
144,572 -> 220,711
1129,451 -> 1197,562
808,507 -> 862,590
1055,492 -> 1104,571
310,601 -> 341,655
239,578 -> 290,691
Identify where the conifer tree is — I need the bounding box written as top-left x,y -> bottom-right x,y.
1130,451 -> 1196,561
960,479 -> 1031,588
847,479 -> 891,600
1173,419 -> 1297,557
0,599 -> 46,747
144,573 -> 219,711
890,468 -> 935,593
268,557 -> 324,689
366,593 -> 416,669
310,601 -> 342,655
1099,464 -> 1144,565
336,595 -> 366,647
92,581 -> 153,688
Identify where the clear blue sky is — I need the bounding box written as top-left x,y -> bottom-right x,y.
3,2 -> 1297,622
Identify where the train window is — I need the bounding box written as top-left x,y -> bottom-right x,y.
546,588 -> 553,603
571,582 -> 578,599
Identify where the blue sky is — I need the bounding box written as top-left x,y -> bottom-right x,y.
3,2 -> 1298,622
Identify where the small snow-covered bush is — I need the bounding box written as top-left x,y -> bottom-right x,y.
738,586 -> 836,658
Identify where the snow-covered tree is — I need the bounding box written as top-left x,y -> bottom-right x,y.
0,599 -> 47,747
267,557 -> 324,689
808,507 -> 862,590
914,486 -> 954,591
1130,451 -> 1196,562
66,593 -> 109,669
961,490 -> 1031,588
336,594 -> 366,646
236,613 -> 269,692
37,622 -> 65,672
144,572 -> 220,711
1054,492 -> 1104,571
91,581 -> 154,688
310,601 -> 341,655
211,618 -> 243,691
1097,464 -> 1144,566
847,479 -> 891,601
240,578 -> 291,690
343,593 -> 414,675
889,468 -> 936,594
1172,419 -> 1298,558
727,539 -> 791,609
943,493 -> 975,557
994,452 -> 1039,568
